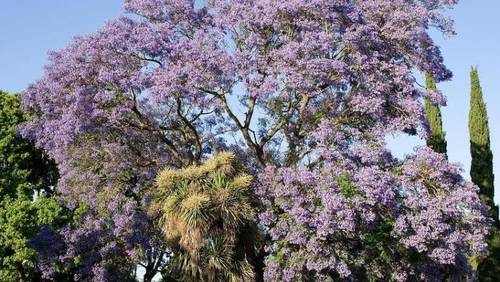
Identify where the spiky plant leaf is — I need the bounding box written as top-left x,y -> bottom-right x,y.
180,194 -> 210,226
153,152 -> 261,281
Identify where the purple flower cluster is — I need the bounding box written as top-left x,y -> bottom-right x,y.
257,124 -> 489,281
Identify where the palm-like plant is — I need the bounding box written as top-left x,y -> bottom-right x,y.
153,152 -> 259,281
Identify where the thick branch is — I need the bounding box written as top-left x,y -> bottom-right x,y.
219,94 -> 266,166
244,95 -> 257,128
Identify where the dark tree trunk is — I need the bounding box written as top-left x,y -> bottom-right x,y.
143,264 -> 157,282
16,262 -> 28,282
252,247 -> 266,282
143,271 -> 155,282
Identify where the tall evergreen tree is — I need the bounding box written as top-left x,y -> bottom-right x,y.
468,67 -> 496,218
424,73 -> 447,155
468,68 -> 500,281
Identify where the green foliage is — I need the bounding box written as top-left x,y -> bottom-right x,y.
336,173 -> 362,199
0,197 -> 67,281
478,227 -> 500,282
468,68 -> 496,214
153,152 -> 260,281
0,91 -> 62,281
467,69 -> 499,279
424,73 -> 447,155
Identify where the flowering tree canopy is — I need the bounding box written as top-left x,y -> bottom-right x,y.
21,0 -> 490,281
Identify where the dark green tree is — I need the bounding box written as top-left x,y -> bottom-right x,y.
467,69 -> 499,281
424,73 -> 447,155
468,68 -> 496,217
478,233 -> 500,282
0,90 -> 65,281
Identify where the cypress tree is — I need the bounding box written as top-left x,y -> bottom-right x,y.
468,68 -> 500,281
424,73 -> 447,155
468,67 -> 496,218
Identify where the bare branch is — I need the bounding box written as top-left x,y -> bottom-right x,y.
190,109 -> 215,123
123,94 -> 190,166
176,97 -> 203,163
114,50 -> 163,67
259,100 -> 294,147
220,93 -> 265,166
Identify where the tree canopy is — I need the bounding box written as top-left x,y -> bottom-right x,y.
0,91 -> 63,281
19,0 -> 490,281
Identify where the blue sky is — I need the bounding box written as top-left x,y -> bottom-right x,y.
1,1 -> 499,204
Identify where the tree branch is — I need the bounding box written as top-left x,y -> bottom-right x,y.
244,95 -> 257,128
176,96 -> 202,163
259,100 -> 294,147
124,95 -> 190,166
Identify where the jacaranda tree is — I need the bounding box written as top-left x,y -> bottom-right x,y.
20,0 -> 490,281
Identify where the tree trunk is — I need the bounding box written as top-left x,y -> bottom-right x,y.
143,267 -> 156,282
252,247 -> 266,282
16,262 -> 28,282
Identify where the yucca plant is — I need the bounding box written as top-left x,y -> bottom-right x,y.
153,152 -> 260,281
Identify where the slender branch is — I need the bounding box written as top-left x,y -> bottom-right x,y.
218,92 -> 265,165
220,94 -> 244,129
114,50 -> 163,67
194,86 -> 222,97
249,128 -> 259,144
152,251 -> 165,273
292,94 -> 311,139
190,109 -> 215,123
176,97 -> 202,162
259,101 -> 293,147
123,108 -> 189,166
133,54 -> 163,67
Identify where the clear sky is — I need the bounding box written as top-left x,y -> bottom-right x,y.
1,1 -> 499,204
